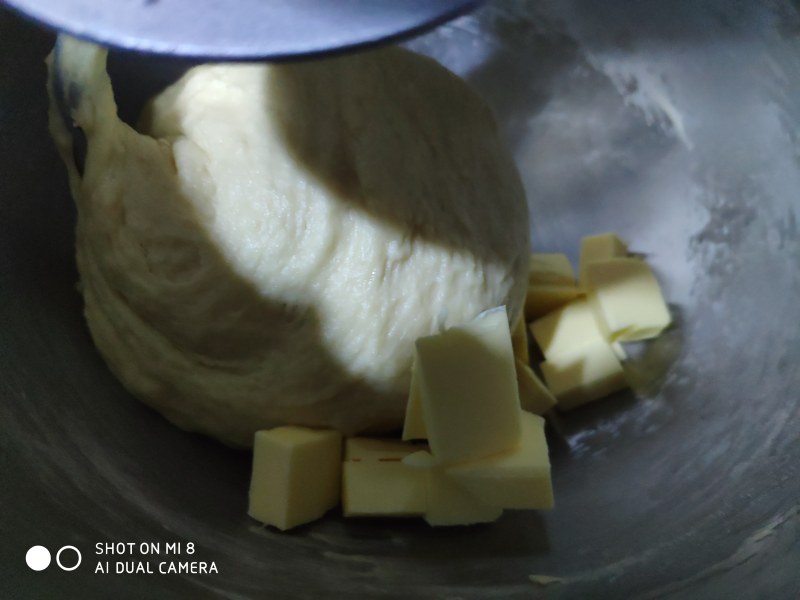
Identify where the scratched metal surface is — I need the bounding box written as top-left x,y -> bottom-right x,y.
1,1 -> 799,599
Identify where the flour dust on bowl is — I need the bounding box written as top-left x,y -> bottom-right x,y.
1,1 -> 799,599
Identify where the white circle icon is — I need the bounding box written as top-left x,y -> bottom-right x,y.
56,546 -> 82,571
26,546 -> 51,571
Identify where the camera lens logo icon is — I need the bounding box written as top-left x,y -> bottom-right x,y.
26,545 -> 81,571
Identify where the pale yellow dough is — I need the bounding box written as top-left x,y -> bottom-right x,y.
47,36 -> 529,447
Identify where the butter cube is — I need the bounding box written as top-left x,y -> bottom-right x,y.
402,363 -> 427,441
525,284 -> 581,321
249,427 -> 342,530
540,341 -> 627,410
345,437 -> 423,462
530,298 -> 625,360
424,468 -> 503,526
585,258 -> 671,342
402,450 -> 503,525
510,315 -> 530,365
415,307 -> 522,465
579,232 -> 628,287
342,461 -> 427,517
445,412 -> 553,510
528,253 -> 576,285
515,359 -> 556,415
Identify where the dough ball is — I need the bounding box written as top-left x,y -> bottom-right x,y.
48,37 -> 529,447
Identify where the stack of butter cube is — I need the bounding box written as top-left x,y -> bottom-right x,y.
247,232 -> 670,530
249,307 -> 552,529
527,233 -> 671,410
344,306 -> 553,526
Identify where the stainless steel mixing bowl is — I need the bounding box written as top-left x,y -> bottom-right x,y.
2,1 -> 798,598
